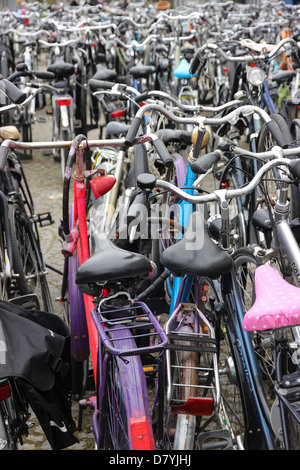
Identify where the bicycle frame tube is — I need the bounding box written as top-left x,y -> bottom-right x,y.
169,164 -> 197,315
72,153 -> 99,385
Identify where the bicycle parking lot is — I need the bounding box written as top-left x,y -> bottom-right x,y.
3,0 -> 300,452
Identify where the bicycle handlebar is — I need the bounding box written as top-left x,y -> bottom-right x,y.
189,37 -> 299,74
125,103 -> 273,145
147,150 -> 299,205
0,75 -> 27,104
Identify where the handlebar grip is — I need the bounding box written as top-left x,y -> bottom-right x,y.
289,160 -> 300,179
134,91 -> 150,104
0,77 -> 27,104
153,138 -> 174,168
190,150 -> 221,174
0,146 -> 9,172
134,143 -> 149,178
125,116 -> 142,145
33,70 -> 55,80
88,78 -> 116,91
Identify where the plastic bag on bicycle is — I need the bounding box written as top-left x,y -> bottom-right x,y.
0,299 -> 78,450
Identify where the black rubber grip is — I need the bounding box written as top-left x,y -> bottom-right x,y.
134,91 -> 150,104
33,70 -> 55,80
125,116 -> 142,145
134,143 -> 149,178
266,120 -> 286,147
289,159 -> 300,179
0,77 -> 27,104
0,146 -> 9,172
189,51 -> 201,75
190,150 -> 221,174
153,138 -> 174,168
88,78 -> 116,92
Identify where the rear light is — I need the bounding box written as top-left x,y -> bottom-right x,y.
130,416 -> 155,450
0,382 -> 11,401
111,109 -> 125,119
172,397 -> 214,416
223,68 -> 229,74
57,98 -> 71,106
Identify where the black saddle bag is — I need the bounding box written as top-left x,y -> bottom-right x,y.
0,299 -> 78,450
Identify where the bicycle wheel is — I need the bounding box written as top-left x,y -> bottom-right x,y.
218,159 -> 247,248
290,118 -> 300,220
99,325 -> 154,450
257,113 -> 293,207
62,204 -> 90,400
0,378 -> 30,450
8,201 -> 53,311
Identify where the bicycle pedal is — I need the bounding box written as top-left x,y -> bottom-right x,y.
34,211 -> 55,227
197,429 -> 234,450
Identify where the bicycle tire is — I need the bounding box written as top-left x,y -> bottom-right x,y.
8,201 -> 53,311
63,204 -> 90,399
60,129 -> 71,180
290,118 -> 300,220
99,324 -> 154,450
218,161 -> 247,248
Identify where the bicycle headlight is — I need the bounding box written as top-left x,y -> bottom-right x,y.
247,67 -> 266,86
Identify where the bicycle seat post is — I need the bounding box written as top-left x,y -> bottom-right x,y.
74,146 -> 85,181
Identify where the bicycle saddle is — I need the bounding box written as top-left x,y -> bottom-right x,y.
243,265 -> 300,332
47,61 -> 75,78
173,58 -> 195,79
76,233 -> 152,292
160,211 -> 233,279
271,70 -> 296,84
92,64 -> 117,81
129,63 -> 156,78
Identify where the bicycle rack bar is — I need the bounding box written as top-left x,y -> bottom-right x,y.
91,301 -> 168,357
165,302 -> 220,417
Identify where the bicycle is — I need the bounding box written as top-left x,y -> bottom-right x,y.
59,133 -> 170,449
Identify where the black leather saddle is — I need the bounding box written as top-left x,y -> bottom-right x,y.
47,61 -> 75,79
76,234 -> 152,293
271,70 -> 296,84
160,211 -> 233,279
129,63 -> 156,79
92,64 -> 118,81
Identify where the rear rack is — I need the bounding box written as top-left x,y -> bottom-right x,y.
165,302 -> 220,417
91,301 -> 168,357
